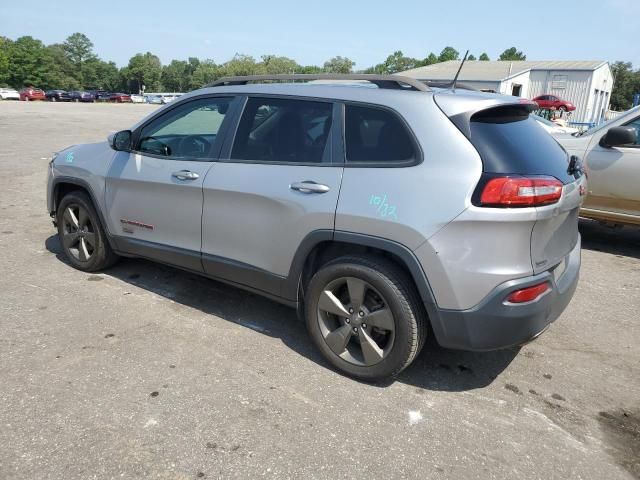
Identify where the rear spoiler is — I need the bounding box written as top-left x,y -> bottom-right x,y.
435,94 -> 538,139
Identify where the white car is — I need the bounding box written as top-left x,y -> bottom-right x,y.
533,115 -> 579,135
557,106 -> 640,226
0,88 -> 20,100
130,94 -> 146,104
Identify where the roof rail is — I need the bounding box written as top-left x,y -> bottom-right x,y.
206,74 -> 430,92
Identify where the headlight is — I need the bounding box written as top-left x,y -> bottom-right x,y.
49,152 -> 58,165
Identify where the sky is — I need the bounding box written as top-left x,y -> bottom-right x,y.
1,0 -> 638,69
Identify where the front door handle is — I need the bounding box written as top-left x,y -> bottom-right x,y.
290,181 -> 330,194
172,170 -> 199,181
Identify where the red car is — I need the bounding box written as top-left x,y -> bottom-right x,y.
532,94 -> 576,112
110,93 -> 132,103
19,87 -> 46,101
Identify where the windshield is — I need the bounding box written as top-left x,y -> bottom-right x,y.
579,105 -> 640,136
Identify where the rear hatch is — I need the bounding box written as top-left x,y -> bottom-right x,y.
435,92 -> 585,275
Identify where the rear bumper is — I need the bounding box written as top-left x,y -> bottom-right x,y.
428,236 -> 581,351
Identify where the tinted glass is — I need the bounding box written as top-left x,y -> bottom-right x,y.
231,97 -> 333,164
345,105 -> 417,164
138,97 -> 231,159
624,117 -> 640,146
469,108 -> 577,183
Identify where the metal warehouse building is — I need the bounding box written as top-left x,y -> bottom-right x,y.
400,60 -> 613,124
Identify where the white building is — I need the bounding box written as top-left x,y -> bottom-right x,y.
400,60 -> 613,124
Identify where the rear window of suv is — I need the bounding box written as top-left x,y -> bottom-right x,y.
468,106 -> 577,184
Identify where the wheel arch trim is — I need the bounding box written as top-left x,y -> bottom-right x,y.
50,176 -> 116,250
285,230 -> 438,308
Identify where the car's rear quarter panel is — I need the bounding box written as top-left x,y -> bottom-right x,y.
334,95 -> 482,250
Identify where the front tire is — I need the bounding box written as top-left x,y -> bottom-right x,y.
305,256 -> 427,380
56,191 -> 118,272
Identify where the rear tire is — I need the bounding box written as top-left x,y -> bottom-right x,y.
56,191 -> 118,272
305,256 -> 427,380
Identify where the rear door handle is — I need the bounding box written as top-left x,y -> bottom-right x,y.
172,170 -> 199,181
290,181 -> 330,194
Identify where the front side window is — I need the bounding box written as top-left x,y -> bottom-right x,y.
345,104 -> 418,164
624,117 -> 640,146
231,97 -> 333,164
137,97 -> 232,159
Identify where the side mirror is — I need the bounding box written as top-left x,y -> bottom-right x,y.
600,126 -> 637,148
110,130 -> 132,151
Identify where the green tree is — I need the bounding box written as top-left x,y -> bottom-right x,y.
422,52 -> 439,66
383,51 -> 420,73
7,36 -> 50,87
499,47 -> 526,61
297,65 -> 323,74
190,59 -> 218,88
364,51 -> 420,74
438,47 -> 459,62
218,54 -> 259,77
259,55 -> 299,74
126,52 -> 162,92
42,43 -> 79,90
610,61 -> 640,110
63,33 -> 96,86
0,36 -> 12,86
467,54 -> 477,61
479,52 -> 490,61
83,58 -> 120,90
162,59 -> 189,91
323,56 -> 354,73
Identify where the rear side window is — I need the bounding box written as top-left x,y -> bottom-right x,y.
345,105 -> 418,165
231,97 -> 333,164
468,107 -> 576,184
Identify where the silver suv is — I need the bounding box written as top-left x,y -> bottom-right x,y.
46,74 -> 585,380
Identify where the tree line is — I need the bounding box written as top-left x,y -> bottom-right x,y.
0,32 -> 637,109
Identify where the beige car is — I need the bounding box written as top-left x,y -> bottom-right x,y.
557,106 -> 640,226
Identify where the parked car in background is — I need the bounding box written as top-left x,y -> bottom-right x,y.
145,94 -> 163,104
69,91 -> 95,102
0,88 -> 20,100
144,93 -> 184,104
130,94 -> 146,103
557,105 -> 640,227
110,93 -> 132,103
533,115 -> 579,135
161,94 -> 182,104
45,90 -> 72,102
532,95 -> 576,112
19,87 -> 46,101
47,74 -> 585,380
89,90 -> 112,102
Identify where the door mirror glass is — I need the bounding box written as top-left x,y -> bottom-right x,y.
600,126 -> 637,148
110,130 -> 132,151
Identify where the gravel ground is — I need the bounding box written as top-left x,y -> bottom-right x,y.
0,101 -> 638,480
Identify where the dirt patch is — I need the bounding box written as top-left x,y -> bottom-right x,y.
597,408 -> 640,478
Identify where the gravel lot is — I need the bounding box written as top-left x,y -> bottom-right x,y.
0,101 -> 638,480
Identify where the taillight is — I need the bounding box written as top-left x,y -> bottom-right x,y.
480,176 -> 563,207
505,282 -> 550,304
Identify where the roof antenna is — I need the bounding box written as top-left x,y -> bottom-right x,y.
451,50 -> 469,91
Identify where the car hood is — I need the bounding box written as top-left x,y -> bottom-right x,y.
555,133 -> 591,154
